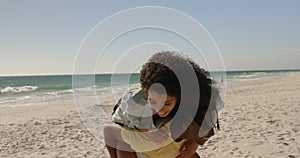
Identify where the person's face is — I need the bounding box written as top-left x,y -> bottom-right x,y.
147,90 -> 177,118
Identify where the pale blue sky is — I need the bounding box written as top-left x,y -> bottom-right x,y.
1,0 -> 299,76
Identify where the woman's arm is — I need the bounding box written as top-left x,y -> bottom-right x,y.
175,139 -> 199,158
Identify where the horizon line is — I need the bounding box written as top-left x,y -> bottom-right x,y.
1,68 -> 300,77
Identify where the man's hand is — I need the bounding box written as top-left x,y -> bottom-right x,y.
176,139 -> 199,158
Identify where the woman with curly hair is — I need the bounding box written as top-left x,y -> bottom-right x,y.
104,51 -> 223,158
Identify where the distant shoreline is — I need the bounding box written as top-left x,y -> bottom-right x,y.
1,70 -> 300,108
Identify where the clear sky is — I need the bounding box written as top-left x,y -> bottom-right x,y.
1,0 -> 299,76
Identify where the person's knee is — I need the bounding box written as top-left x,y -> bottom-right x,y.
103,125 -> 116,141
103,125 -> 110,134
103,124 -> 122,143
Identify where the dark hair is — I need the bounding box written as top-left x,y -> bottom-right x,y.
140,51 -> 220,128
140,54 -> 182,96
189,60 -> 220,128
140,51 -> 184,118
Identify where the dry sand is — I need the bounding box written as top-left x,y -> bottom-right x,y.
0,102 -> 109,158
198,73 -> 300,158
0,73 -> 300,158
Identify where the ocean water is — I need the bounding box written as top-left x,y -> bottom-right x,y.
0,70 -> 299,108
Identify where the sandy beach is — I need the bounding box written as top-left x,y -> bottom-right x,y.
1,73 -> 300,158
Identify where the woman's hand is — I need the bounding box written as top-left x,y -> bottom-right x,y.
176,139 -> 199,158
143,125 -> 169,143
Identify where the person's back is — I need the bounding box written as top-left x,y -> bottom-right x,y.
112,89 -> 157,131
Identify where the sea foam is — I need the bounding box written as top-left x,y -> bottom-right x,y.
0,86 -> 38,94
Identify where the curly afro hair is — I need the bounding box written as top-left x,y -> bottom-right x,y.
140,51 -> 219,125
140,51 -> 211,99
140,51 -> 185,98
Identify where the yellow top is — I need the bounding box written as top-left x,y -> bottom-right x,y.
141,139 -> 186,158
121,124 -> 186,158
